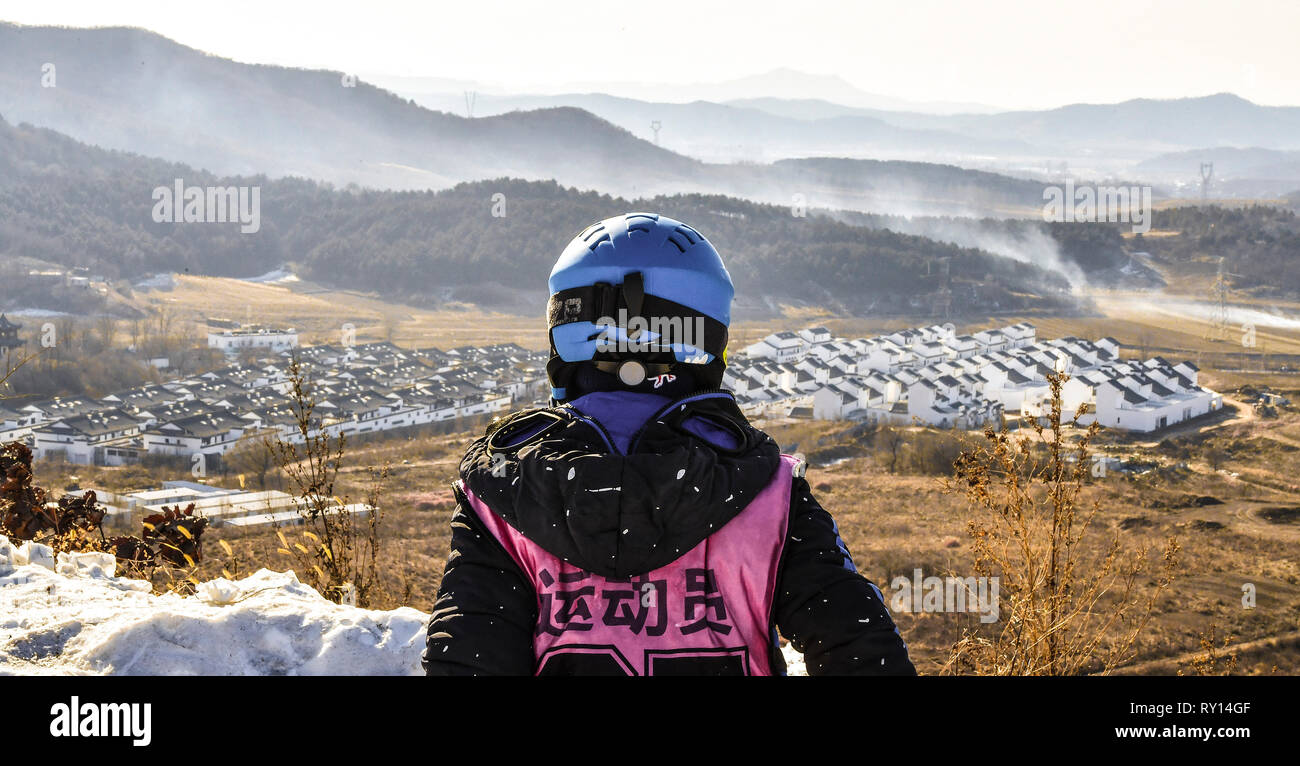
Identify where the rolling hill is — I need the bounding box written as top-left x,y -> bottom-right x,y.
0,23 -> 696,193
399,90 -> 1034,163
0,115 -> 1074,318
736,93 -> 1300,157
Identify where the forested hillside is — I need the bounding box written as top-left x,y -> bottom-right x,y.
1140,205 -> 1300,297
0,117 -> 1073,317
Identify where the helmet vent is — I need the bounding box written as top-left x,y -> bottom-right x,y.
580,222 -> 606,240
585,232 -> 611,251
667,225 -> 700,252
668,226 -> 702,252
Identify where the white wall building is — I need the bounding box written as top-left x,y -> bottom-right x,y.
743,331 -> 807,363
208,327 -> 300,354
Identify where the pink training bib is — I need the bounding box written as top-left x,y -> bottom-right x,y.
462,454 -> 796,676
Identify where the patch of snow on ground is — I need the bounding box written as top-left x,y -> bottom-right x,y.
243,268 -> 299,284
781,643 -> 807,676
132,273 -> 176,290
5,308 -> 71,317
0,535 -> 427,676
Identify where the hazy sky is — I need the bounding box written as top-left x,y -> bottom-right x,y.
4,0 -> 1298,109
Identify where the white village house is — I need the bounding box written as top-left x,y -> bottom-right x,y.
208,327 -> 300,354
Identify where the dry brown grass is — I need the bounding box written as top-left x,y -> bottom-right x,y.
134,274 -> 547,350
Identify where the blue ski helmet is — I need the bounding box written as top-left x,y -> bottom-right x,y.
545,213 -> 734,402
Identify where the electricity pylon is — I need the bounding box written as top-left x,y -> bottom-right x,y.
1207,256 -> 1243,341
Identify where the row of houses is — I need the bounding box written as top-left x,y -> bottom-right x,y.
1,341 -> 550,466
3,319 -> 1225,469
731,323 -> 1221,432
743,323 -> 1039,370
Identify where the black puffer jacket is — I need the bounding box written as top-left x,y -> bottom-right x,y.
422,390 -> 915,676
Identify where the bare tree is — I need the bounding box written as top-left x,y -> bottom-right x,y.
94,315 -> 117,352
879,427 -> 906,474
153,306 -> 174,358
54,316 -> 77,360
224,430 -> 278,490
130,318 -> 145,352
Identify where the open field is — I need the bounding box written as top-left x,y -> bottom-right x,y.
130,274 -> 548,350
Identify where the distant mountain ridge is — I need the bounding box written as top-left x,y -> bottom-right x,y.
1137,146 -> 1300,179
400,89 -> 1300,171
397,90 -> 1034,163
935,93 -> 1300,154
0,24 -> 705,190
732,93 -> 1300,152
7,23 -> 1294,218
369,67 -> 1004,115
0,23 -> 1106,217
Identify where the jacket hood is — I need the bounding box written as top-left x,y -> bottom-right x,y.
459,391 -> 782,579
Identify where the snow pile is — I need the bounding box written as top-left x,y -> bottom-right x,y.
781,643 -> 807,676
132,272 -> 176,290
0,535 -> 428,676
243,268 -> 299,284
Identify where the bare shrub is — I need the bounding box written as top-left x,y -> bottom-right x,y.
1,441 -> 207,590
1181,623 -> 1239,676
267,358 -> 389,607
877,427 -> 907,474
906,431 -> 966,476
942,373 -> 1181,675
